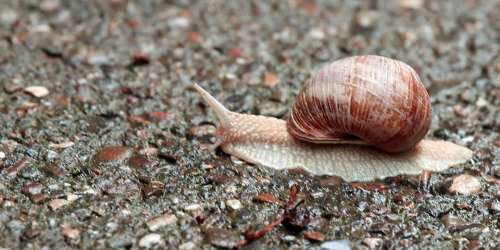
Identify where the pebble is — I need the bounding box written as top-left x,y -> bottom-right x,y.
304,231 -> 325,241
42,164 -> 66,177
46,150 -> 58,161
45,218 -> 57,229
184,204 -> 202,214
475,98 -> 488,107
230,156 -> 244,165
94,146 -> 131,163
146,213 -> 177,231
169,17 -> 190,28
6,157 -> 28,178
308,28 -> 325,40
7,220 -> 25,235
319,176 -> 344,187
0,151 -> 5,159
21,165 -> 42,180
0,8 -> 18,26
86,52 -> 110,66
311,192 -> 324,198
255,193 -> 282,205
49,199 -> 69,210
449,174 -> 481,195
48,141 -> 74,149
203,228 -> 240,249
396,0 -> 424,9
61,224 -> 80,239
40,0 -> 61,12
356,10 -> 378,28
25,148 -> 39,158
489,201 -> 500,212
179,242 -> 198,250
24,86 -> 49,97
129,156 -> 152,169
321,240 -> 351,250
142,182 -> 164,197
146,111 -> 176,122
139,233 -> 162,248
108,233 -> 133,248
189,124 -> 216,137
263,73 -> 280,87
21,182 -> 48,203
441,213 -> 466,228
226,199 -> 242,210
363,237 -> 383,249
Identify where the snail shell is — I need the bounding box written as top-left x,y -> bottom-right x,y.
287,55 -> 431,152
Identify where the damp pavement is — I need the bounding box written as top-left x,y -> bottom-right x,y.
0,0 -> 499,249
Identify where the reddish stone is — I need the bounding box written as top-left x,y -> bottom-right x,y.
146,111 -> 176,122
254,193 -> 282,206
304,231 -> 325,241
6,157 -> 28,178
317,176 -> 344,187
128,115 -> 151,125
129,156 -> 152,169
43,164 -> 66,177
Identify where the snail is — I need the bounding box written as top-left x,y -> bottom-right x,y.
191,55 -> 472,182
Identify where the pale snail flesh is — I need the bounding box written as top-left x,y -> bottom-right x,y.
191,56 -> 472,182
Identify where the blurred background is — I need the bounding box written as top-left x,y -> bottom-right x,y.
0,0 -> 499,249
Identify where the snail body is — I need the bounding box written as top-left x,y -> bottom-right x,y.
192,55 -> 472,182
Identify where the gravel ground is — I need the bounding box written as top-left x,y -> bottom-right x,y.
1,0 -> 499,249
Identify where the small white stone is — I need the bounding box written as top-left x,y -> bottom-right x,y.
396,0 -> 424,9
168,17 -> 190,28
120,209 -> 131,216
321,240 -> 351,250
363,237 -> 383,249
311,192 -> 324,198
356,10 -> 378,28
66,193 -> 79,202
184,204 -> 202,212
226,199 -> 242,210
61,224 -> 80,239
201,163 -> 214,170
82,187 -> 97,195
230,156 -> 244,165
24,86 -> 49,97
49,141 -> 75,149
309,28 -> 325,40
224,185 -> 237,194
475,98 -> 488,107
139,233 -> 162,248
449,174 -> 481,195
49,199 -> 69,210
0,9 -> 18,26
0,151 -> 5,159
147,214 -> 177,231
179,242 -> 198,250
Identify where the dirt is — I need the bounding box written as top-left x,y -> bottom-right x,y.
0,0 -> 499,249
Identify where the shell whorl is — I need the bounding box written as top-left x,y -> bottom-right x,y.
287,55 -> 431,153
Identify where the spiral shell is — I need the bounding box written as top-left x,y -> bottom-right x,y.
287,55 -> 431,153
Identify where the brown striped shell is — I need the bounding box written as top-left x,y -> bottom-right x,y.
287,55 -> 431,153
